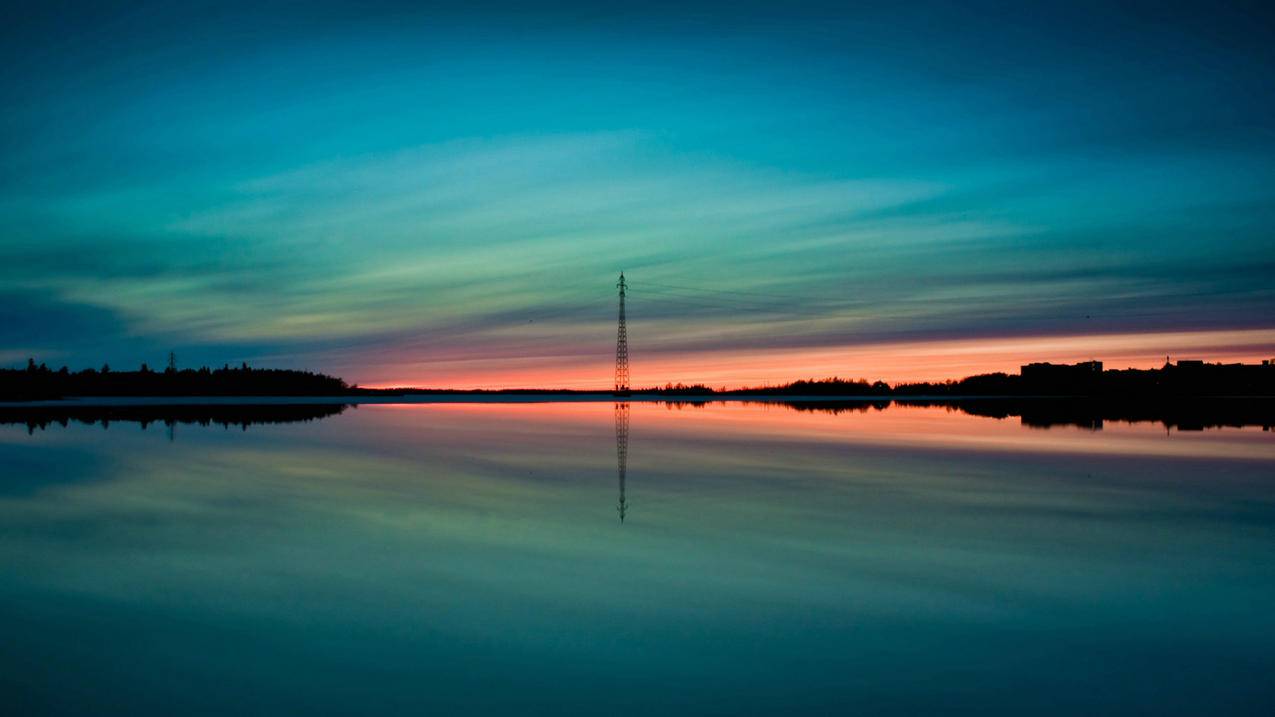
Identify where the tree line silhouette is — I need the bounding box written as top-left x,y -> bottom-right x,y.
2,358 -> 350,401
645,361 -> 1275,398
4,358 -> 1273,402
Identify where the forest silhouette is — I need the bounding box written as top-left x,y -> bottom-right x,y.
2,359 -> 349,401
652,361 -> 1275,398
3,357 -> 1273,402
3,354 -> 1272,432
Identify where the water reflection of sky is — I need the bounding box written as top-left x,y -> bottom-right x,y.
1,403 -> 1273,715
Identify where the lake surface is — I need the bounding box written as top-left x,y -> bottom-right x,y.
2,401 -> 1273,715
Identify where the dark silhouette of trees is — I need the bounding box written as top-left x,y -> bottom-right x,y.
2,359 -> 351,400
637,362 -> 1274,399
3,358 -> 1272,402
890,362 -> 1275,398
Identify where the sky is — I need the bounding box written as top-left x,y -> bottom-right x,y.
2,0 -> 1274,388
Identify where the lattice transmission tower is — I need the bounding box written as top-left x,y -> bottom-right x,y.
614,272 -> 630,396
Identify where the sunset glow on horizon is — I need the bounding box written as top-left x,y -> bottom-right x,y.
359,327 -> 1275,390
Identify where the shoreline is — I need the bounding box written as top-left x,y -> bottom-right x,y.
4,393 -> 1274,407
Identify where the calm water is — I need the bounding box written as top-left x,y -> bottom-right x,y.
2,401 -> 1273,715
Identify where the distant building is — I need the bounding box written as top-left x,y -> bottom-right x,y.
1019,361 -> 1104,395
1020,360 -> 1102,379
1006,358 -> 1273,396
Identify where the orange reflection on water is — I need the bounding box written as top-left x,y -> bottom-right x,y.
358,401 -> 1275,462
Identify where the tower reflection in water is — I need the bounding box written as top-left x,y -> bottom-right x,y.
615,401 -> 629,523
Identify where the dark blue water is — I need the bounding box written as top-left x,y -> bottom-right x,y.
2,402 -> 1273,715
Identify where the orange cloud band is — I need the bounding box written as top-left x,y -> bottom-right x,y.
359,328 -> 1275,390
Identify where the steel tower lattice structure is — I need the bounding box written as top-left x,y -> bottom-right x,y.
614,272 -> 630,396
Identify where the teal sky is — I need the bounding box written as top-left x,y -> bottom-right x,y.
3,1 -> 1274,387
